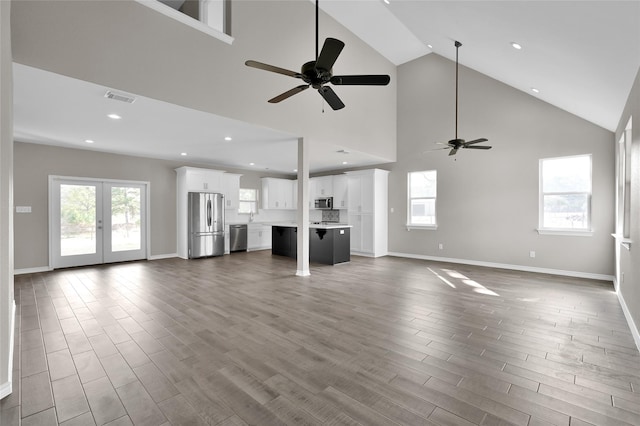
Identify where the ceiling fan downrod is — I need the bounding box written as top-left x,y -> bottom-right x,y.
455,40 -> 461,141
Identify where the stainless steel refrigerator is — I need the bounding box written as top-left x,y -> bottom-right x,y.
188,192 -> 225,258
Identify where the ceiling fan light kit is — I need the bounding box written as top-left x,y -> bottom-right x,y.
245,0 -> 390,110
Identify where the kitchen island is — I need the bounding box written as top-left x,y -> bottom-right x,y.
270,222 -> 351,265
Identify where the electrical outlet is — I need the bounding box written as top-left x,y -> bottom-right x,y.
16,206 -> 32,213
438,243 -> 444,250
529,251 -> 536,258
390,207 -> 394,213
622,272 -> 625,283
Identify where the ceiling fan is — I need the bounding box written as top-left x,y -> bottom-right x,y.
244,0 -> 390,110
433,41 -> 491,156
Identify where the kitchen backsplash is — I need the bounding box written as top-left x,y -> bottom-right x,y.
322,210 -> 340,222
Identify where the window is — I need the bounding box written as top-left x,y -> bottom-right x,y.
408,171 -> 437,228
618,117 -> 632,238
539,155 -> 591,232
238,188 -> 258,214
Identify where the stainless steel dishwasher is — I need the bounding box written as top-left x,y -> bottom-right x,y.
229,224 -> 248,252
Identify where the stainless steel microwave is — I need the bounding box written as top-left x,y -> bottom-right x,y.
314,197 -> 333,210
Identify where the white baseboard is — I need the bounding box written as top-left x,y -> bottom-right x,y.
616,286 -> 640,353
14,266 -> 51,275
148,253 -> 178,261
0,300 -> 16,399
387,252 -> 615,282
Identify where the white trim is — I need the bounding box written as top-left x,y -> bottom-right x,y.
616,286 -> 640,353
14,266 -> 51,275
387,251 -> 614,282
0,301 -> 16,399
135,0 -> 234,45
148,253 -> 178,261
295,270 -> 311,277
612,233 -> 632,250
406,225 -> 438,231
537,229 -> 593,237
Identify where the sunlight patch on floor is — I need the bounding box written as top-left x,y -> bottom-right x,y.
428,268 -> 501,296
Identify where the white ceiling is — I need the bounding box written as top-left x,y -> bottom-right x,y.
13,1 -> 640,174
13,63 -> 386,175
319,0 -> 640,132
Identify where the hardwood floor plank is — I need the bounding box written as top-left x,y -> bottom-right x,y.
82,376 -> 127,425
115,380 -> 166,426
8,254 -> 640,426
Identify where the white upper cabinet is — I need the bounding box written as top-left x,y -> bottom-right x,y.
312,176 -> 333,198
261,178 -> 295,209
180,166 -> 224,192
222,173 -> 241,209
333,174 -> 348,209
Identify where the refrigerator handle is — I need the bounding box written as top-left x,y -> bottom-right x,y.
207,199 -> 212,227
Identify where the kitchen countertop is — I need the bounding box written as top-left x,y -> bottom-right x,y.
267,222 -> 352,230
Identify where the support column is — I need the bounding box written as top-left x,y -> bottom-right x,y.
0,0 -> 15,399
296,137 -> 310,277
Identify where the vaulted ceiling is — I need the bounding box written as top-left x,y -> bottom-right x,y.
12,1 -> 640,173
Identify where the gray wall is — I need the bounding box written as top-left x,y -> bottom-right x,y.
388,54 -> 615,277
615,67 -> 640,339
13,142 -> 290,270
11,0 -> 397,162
0,0 -> 14,397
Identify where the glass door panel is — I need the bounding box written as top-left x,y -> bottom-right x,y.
60,184 -> 98,256
110,186 -> 141,252
103,183 -> 146,263
52,180 -> 103,268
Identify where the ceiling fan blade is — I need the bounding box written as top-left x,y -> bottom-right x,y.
245,60 -> 302,78
268,85 -> 309,103
422,146 -> 450,154
464,145 -> 492,150
318,86 -> 345,110
316,38 -> 345,71
463,138 -> 489,146
449,148 -> 459,156
330,75 -> 390,86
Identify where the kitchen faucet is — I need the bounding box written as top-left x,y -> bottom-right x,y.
249,211 -> 254,222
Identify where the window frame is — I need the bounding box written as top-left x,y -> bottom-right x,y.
238,188 -> 258,215
538,154 -> 593,236
406,170 -> 438,230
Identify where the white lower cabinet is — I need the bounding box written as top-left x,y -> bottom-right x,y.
248,224 -> 272,251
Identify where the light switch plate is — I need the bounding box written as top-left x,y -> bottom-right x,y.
16,206 -> 32,213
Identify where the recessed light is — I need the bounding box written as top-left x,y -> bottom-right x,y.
249,162 -> 255,166
383,0 -> 390,4
427,44 -> 433,49
342,161 -> 348,165
531,87 -> 540,93
85,139 -> 94,144
293,169 -> 298,172
224,136 -> 232,141
511,42 -> 522,50
180,152 -> 187,156
107,113 -> 122,120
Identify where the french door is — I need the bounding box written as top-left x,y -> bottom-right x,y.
50,177 -> 148,269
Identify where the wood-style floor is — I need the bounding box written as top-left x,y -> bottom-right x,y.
1,252 -> 639,425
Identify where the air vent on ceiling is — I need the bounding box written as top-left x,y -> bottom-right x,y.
104,90 -> 136,104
